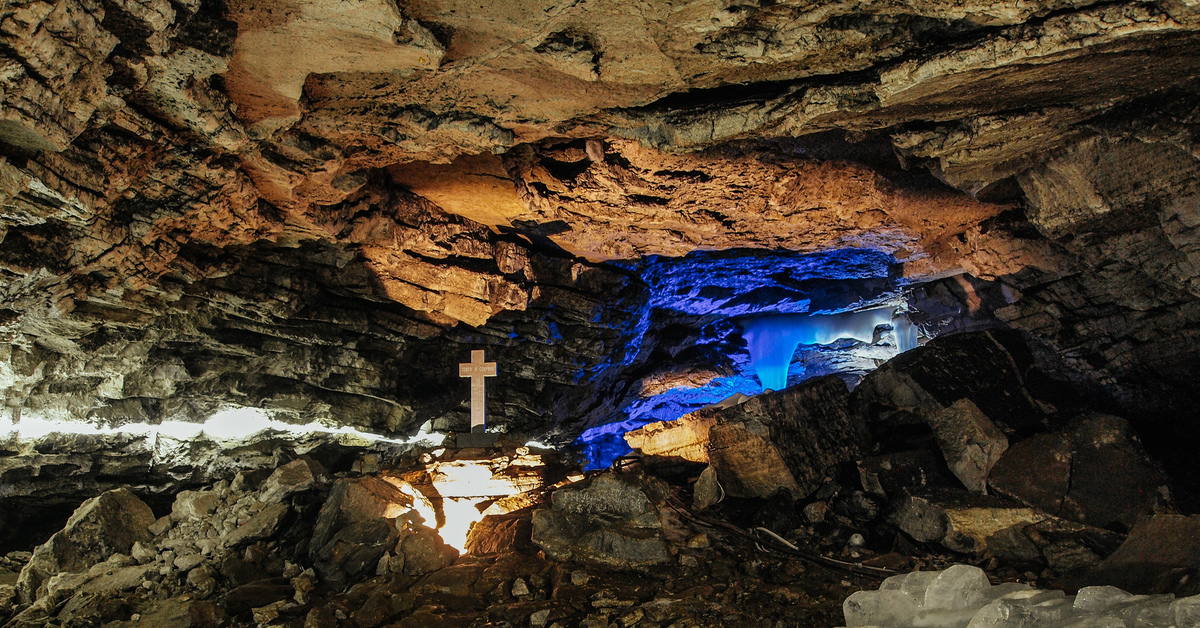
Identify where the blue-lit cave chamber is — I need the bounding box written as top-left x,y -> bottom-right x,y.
575,248 -> 1013,470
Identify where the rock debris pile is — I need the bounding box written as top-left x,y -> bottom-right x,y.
620,327 -> 1200,623
0,446 -> 864,627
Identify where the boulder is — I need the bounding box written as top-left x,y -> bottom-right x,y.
16,488 -> 155,604
532,472 -> 671,570
310,476 -> 413,560
465,507 -> 534,555
222,502 -> 289,549
692,466 -> 723,510
259,458 -> 326,504
926,399 -> 1008,493
171,490 -> 221,521
313,519 -> 400,586
890,487 -> 1124,572
992,516 -> 1123,576
711,376 -> 864,497
631,376 -> 864,499
1086,515 -> 1200,596
222,578 -> 295,616
707,421 -> 800,498
103,598 -> 225,627
988,414 -> 1171,531
985,431 -> 1072,513
399,522 -> 460,576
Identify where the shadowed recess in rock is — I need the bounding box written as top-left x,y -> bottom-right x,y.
574,248 -> 919,470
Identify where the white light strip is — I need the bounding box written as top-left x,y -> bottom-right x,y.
3,407 -> 446,447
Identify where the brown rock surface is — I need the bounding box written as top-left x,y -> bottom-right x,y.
1087,515 -> 1200,595
988,415 -> 1172,531
507,139 -> 1006,264
698,376 -> 866,498
706,421 -> 801,500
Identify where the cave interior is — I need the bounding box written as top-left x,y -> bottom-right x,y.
2,0 -> 1200,626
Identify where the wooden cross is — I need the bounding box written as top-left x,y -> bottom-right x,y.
458,350 -> 497,433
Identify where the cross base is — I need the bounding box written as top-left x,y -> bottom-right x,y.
455,431 -> 500,449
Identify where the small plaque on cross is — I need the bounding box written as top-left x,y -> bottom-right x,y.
458,349 -> 497,434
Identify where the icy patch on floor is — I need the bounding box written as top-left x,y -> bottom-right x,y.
843,565 -> 1198,627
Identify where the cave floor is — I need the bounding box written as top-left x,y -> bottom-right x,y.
301,527 -> 865,628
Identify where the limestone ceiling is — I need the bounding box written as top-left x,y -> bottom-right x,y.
1,0 -> 1199,439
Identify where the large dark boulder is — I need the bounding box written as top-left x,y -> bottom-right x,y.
1086,515 -> 1200,596
309,476 -> 413,560
16,488 -> 155,604
313,519 -> 399,587
988,415 -> 1172,531
531,471 -> 671,570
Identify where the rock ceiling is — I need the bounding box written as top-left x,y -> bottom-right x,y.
1,0 -> 1199,459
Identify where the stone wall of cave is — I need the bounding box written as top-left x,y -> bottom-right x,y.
1,0 -> 1200,543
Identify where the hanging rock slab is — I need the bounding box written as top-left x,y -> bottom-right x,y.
853,331 -> 1047,437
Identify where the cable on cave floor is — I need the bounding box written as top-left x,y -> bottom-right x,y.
608,455 -> 898,581
664,495 -> 899,581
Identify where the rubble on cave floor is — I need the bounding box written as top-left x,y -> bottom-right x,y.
0,445 -> 869,628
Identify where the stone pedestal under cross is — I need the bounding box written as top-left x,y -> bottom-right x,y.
458,349 -> 497,434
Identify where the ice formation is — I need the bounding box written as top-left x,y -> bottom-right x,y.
843,565 -> 1200,628
741,307 -> 918,391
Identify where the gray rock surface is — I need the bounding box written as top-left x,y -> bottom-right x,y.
313,519 -> 398,587
222,502 -> 289,549
927,399 -> 1009,494
532,472 -> 671,570
16,488 -> 154,604
259,458 -> 325,504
